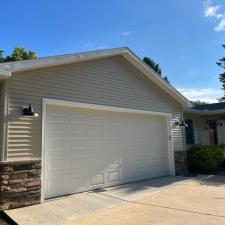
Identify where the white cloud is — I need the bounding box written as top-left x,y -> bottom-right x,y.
204,5 -> 220,17
204,0 -> 225,32
215,18 -> 225,31
121,31 -> 134,36
178,88 -> 222,103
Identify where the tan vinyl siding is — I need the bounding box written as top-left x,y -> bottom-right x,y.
7,55 -> 184,160
217,120 -> 225,144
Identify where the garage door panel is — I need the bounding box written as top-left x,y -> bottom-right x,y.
71,123 -> 87,135
67,175 -> 89,193
47,121 -> 66,135
107,170 -> 121,183
106,125 -> 125,137
87,124 -> 105,136
69,148 -> 87,157
122,170 -> 147,182
90,173 -> 105,186
46,173 -> 67,198
45,105 -> 170,199
47,158 -> 67,172
69,157 -> 89,169
47,139 -> 66,153
70,139 -> 87,149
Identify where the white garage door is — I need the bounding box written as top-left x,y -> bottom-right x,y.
44,104 -> 170,199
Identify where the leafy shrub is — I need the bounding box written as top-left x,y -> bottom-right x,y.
187,145 -> 225,173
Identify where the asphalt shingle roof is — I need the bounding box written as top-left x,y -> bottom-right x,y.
193,102 -> 225,111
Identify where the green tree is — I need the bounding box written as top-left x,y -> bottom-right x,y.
143,57 -> 162,75
0,47 -> 37,63
143,57 -> 169,82
0,49 -> 4,63
217,44 -> 225,102
191,100 -> 208,107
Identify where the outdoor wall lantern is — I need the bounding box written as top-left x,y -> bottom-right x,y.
216,121 -> 223,127
172,120 -> 188,128
178,120 -> 188,127
22,104 -> 39,117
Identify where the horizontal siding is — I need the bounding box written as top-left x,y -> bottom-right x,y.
7,56 -> 184,160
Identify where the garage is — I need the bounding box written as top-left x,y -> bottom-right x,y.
44,100 -> 172,199
0,47 -> 190,209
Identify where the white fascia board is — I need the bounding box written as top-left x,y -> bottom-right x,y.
0,48 -> 128,74
0,64 -> 11,78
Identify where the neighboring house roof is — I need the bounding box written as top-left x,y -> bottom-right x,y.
185,102 -> 225,115
193,102 -> 225,111
0,47 -> 192,108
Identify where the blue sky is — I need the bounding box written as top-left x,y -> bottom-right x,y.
1,0 -> 225,102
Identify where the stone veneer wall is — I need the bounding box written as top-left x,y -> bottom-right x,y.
0,159 -> 41,210
174,151 -> 187,175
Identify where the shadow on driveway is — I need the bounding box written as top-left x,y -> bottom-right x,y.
92,176 -> 192,195
198,175 -> 225,187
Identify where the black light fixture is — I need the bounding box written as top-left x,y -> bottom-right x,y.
216,121 -> 223,126
172,120 -> 188,127
22,104 -> 39,117
178,120 -> 188,127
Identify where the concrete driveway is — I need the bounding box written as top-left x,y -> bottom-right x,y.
5,175 -> 225,225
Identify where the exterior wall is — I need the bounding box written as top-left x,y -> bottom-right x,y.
184,113 -> 225,145
7,55 -> 185,160
217,120 -> 225,144
0,159 -> 41,210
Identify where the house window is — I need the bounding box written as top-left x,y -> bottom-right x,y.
185,119 -> 195,145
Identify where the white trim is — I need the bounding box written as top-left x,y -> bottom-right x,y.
43,98 -> 172,117
1,80 -> 9,161
41,98 -> 175,201
0,47 -> 191,107
41,98 -> 46,203
167,114 -> 175,176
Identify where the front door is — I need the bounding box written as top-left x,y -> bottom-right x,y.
208,120 -> 218,145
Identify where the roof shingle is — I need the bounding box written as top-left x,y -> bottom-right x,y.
193,102 -> 225,111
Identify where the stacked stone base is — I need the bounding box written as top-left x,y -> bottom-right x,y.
174,151 -> 187,175
0,160 -> 41,210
